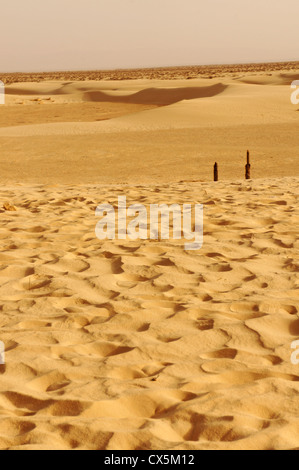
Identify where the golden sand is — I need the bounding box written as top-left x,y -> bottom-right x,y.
0,63 -> 298,449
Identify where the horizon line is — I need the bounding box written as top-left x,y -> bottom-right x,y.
1,59 -> 299,76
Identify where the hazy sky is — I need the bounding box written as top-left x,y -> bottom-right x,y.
1,0 -> 298,72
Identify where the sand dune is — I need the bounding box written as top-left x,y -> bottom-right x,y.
0,178 -> 298,450
0,64 -> 298,450
0,74 -> 298,163
0,74 -> 297,187
83,84 -> 228,105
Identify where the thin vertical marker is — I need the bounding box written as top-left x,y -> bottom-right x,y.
245,151 -> 251,180
214,162 -> 218,182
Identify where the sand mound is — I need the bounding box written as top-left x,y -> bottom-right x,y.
5,82 -> 83,97
238,72 -> 299,86
83,84 -> 228,106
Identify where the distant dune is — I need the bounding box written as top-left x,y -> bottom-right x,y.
0,64 -> 298,183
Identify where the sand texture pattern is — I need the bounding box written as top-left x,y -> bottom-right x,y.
0,178 -> 298,450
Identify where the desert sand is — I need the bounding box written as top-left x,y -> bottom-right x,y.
0,63 -> 298,450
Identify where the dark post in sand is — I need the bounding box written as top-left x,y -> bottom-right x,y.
214,162 -> 218,182
245,151 -> 251,180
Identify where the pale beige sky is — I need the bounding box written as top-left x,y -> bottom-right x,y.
1,0 -> 298,72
